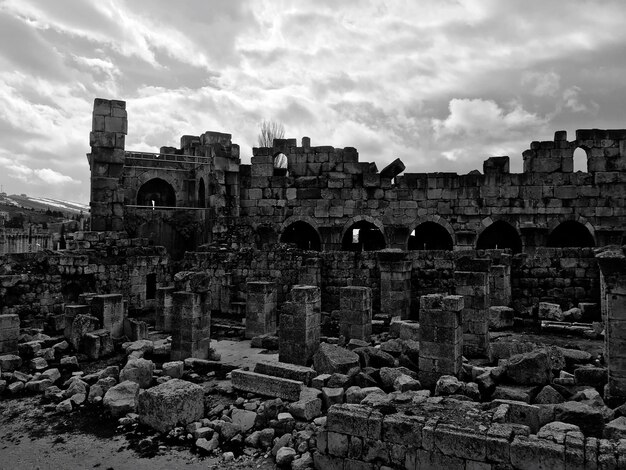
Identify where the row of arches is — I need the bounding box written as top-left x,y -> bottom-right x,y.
278,218 -> 597,252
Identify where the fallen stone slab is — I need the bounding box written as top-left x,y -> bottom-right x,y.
231,369 -> 303,401
103,380 -> 140,418
137,379 -> 204,434
506,349 -> 552,385
538,302 -> 563,321
554,401 -> 604,437
604,416 -> 626,440
119,358 -> 154,388
313,343 -> 359,375
254,360 -> 316,385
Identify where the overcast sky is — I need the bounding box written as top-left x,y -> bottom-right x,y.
1,0 -> 626,203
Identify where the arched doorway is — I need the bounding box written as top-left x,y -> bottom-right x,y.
476,220 -> 522,253
198,178 -> 206,208
280,221 -> 321,250
547,221 -> 595,247
408,222 -> 453,250
136,178 -> 176,207
342,221 -> 386,251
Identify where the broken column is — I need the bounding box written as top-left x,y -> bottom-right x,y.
0,314 -> 19,354
171,291 -> 211,360
454,258 -> 491,358
245,281 -> 277,339
279,285 -> 321,366
155,286 -> 175,332
88,98 -> 127,231
378,250 -> 412,320
338,286 -> 372,341
91,294 -> 125,339
418,294 -> 464,388
596,247 -> 626,405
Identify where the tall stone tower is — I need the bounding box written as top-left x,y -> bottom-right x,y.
87,98 -> 127,231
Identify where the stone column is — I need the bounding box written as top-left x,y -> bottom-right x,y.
596,248 -> 626,404
418,294 -> 464,388
299,257 -> 322,287
378,250 -> 412,320
91,294 -> 125,339
171,291 -> 211,361
455,258 -> 491,358
246,281 -> 277,339
339,286 -> 372,341
156,286 -> 175,332
88,98 -> 127,231
279,285 -> 321,366
0,314 -> 19,354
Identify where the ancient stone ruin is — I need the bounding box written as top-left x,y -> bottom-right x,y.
2,97 -> 626,468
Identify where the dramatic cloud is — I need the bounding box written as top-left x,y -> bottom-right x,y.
0,0 -> 625,200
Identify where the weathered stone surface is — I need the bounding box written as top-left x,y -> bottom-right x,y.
137,379 -> 204,433
554,401 -> 604,437
119,358 -> 154,388
534,385 -> 565,405
506,349 -> 552,385
313,343 -> 359,375
275,446 -> 296,466
489,306 -> 515,330
604,416 -> 626,440
103,380 -> 139,418
254,360 -> 316,385
327,404 -> 383,440
538,302 -> 563,321
353,346 -> 396,369
435,375 -> 462,396
537,421 -> 582,444
231,369 -> 303,401
162,361 -> 184,379
231,408 -> 257,433
0,354 -> 22,371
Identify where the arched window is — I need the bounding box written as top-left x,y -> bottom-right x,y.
273,152 -> 288,176
476,220 -> 522,253
342,221 -> 386,251
280,221 -> 321,250
136,178 -> 176,207
408,222 -> 453,250
198,178 -> 206,208
547,221 -> 594,247
573,147 -> 588,173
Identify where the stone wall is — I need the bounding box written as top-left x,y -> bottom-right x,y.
0,228 -> 54,254
0,231 -> 170,328
316,403 -> 626,469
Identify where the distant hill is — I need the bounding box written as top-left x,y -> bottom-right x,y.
0,193 -> 88,216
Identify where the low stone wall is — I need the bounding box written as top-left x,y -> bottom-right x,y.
315,403 -> 626,469
0,231 -> 170,328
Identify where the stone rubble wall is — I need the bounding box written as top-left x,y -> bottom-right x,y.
0,231 -> 169,328
315,403 -> 626,470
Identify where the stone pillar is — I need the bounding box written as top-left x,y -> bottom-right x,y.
299,257 -> 322,287
378,250 -> 412,320
156,286 -> 175,332
279,285 -> 321,366
596,248 -> 626,404
171,291 -> 211,361
490,264 -> 512,307
338,286 -> 372,341
454,258 -> 491,358
246,281 -> 277,339
0,314 -> 19,354
418,294 -> 464,388
91,294 -> 125,339
88,98 -> 127,231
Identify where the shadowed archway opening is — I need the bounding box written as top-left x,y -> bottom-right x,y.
280,221 -> 321,251
547,221 -> 595,247
342,221 -> 386,251
408,222 -> 453,250
136,178 -> 176,207
476,220 -> 522,253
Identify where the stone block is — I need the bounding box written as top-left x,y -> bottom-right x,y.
103,380 -> 139,418
327,404 -> 383,440
254,360 -> 316,385
137,379 -> 204,433
231,369 -> 303,401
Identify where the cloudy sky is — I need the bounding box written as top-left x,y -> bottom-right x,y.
1,0 -> 625,203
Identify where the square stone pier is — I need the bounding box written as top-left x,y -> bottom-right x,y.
279,285 -> 321,366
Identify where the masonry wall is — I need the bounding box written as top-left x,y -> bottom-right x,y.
0,231 -> 170,328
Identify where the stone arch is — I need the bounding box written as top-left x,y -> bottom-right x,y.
547,217 -> 595,247
573,146 -> 589,173
198,177 -> 206,208
341,216 -> 386,251
475,217 -> 523,253
273,152 -> 288,176
406,215 -> 455,250
136,178 -> 176,207
280,219 -> 321,251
